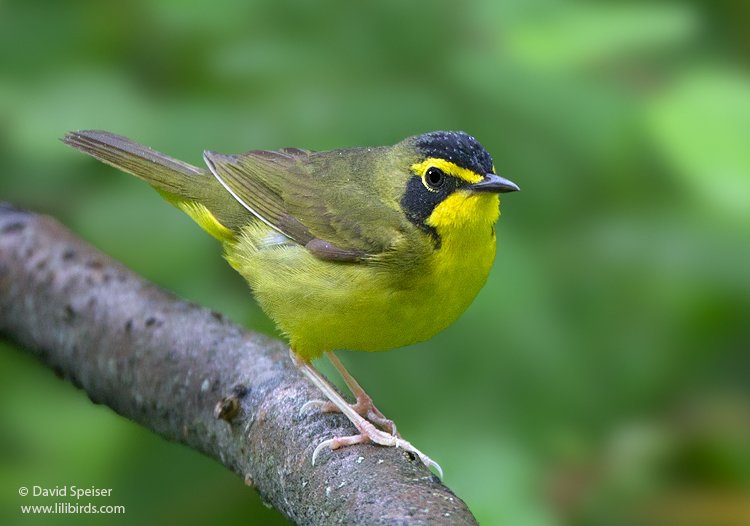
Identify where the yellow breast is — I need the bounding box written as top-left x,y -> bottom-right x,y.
224,192 -> 500,361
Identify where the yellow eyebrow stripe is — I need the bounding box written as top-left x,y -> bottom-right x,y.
411,158 -> 484,184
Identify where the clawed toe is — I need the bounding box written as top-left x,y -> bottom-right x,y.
292,349 -> 441,477
350,396 -> 398,436
310,428 -> 443,478
299,399 -> 329,414
311,434 -> 369,466
306,395 -> 398,436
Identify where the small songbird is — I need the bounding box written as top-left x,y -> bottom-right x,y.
62,130 -> 519,476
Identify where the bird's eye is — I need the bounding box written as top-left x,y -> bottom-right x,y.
425,167 -> 445,188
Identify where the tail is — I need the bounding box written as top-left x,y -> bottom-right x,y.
61,130 -> 250,242
61,130 -> 204,195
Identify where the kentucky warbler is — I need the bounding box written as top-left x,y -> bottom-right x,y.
61,130 -> 519,476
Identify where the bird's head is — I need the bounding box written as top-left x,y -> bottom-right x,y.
397,131 -> 519,244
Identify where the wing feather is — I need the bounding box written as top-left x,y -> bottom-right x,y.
204,148 -> 384,261
205,145 -> 425,263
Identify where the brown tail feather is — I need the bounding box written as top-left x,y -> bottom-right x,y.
61,130 -> 204,195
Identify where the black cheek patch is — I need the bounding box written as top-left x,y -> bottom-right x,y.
401,176 -> 457,247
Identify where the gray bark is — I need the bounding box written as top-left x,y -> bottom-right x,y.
0,203 -> 479,526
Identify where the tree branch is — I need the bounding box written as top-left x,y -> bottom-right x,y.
0,203 -> 478,526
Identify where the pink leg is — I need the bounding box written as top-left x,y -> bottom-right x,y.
304,352 -> 398,436
291,350 -> 441,478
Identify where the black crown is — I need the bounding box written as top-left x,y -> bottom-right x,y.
415,131 -> 493,176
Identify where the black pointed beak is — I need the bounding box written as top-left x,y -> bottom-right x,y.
467,173 -> 520,194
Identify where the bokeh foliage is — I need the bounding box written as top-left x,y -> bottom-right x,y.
1,0 -> 750,524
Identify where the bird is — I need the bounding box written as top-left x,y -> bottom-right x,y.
61,129 -> 519,477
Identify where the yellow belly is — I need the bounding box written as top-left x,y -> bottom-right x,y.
225,194 -> 500,360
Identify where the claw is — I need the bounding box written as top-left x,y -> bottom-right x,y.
291,349 -> 442,477
312,435 -> 369,466
310,430 -> 443,478
300,399 -> 327,414
311,438 -> 334,466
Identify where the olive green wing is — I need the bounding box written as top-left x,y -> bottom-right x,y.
203,148 -> 407,261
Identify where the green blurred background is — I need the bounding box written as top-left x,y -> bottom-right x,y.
2,0 -> 750,524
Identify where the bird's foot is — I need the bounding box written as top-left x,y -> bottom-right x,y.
311,417 -> 442,478
291,350 -> 441,477
301,393 -> 398,436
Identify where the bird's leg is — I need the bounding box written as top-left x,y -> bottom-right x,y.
291,349 -> 442,478
302,351 -> 398,436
